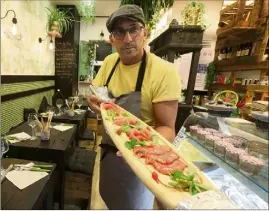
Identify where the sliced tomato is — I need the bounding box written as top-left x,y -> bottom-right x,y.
129,119 -> 137,125
117,129 -> 122,135
134,130 -> 143,137
103,103 -> 115,110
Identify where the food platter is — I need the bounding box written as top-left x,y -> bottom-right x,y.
100,102 -> 237,209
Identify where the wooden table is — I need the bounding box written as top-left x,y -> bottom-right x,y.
1,158 -> 57,210
43,110 -> 87,146
5,122 -> 77,209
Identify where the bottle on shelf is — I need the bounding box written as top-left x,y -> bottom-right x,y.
223,48 -> 227,59
236,45 -> 242,57
244,43 -> 250,56
247,43 -> 252,56
219,49 -> 224,59
240,44 -> 246,56
227,47 -> 233,59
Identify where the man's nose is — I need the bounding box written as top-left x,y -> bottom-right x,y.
123,31 -> 132,43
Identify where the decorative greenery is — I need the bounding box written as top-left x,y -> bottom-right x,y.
85,40 -> 96,69
46,7 -> 74,34
204,62 -> 215,90
120,0 -> 175,37
181,1 -> 207,29
77,0 -> 96,24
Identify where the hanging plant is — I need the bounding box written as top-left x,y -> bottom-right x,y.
46,7 -> 74,34
181,1 -> 208,29
77,0 -> 96,24
204,62 -> 215,90
85,40 -> 96,69
120,0 -> 174,37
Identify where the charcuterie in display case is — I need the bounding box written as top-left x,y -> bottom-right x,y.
173,111 -> 268,209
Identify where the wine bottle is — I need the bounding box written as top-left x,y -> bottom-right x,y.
223,48 -> 227,59
244,43 -> 250,56
240,44 -> 246,56
227,47 -> 232,59
247,42 -> 253,56
236,45 -> 242,57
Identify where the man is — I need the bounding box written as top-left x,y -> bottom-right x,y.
88,4 -> 181,209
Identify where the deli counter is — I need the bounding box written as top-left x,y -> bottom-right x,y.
173,112 -> 268,209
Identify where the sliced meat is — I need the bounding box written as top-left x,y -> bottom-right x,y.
133,145 -> 171,158
152,159 -> 186,175
145,151 -> 179,165
113,117 -> 137,126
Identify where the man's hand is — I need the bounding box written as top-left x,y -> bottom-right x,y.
88,94 -> 104,114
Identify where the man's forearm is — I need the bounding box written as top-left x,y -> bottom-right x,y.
155,126 -> 175,143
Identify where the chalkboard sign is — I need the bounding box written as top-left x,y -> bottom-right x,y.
96,42 -> 112,61
55,41 -> 77,81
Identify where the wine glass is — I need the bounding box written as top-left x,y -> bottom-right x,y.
56,99 -> 63,115
76,97 -> 83,110
28,113 -> 37,140
1,136 -> 9,176
67,97 -> 73,109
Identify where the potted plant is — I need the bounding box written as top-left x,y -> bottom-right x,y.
181,1 -> 208,29
46,7 -> 74,34
77,1 -> 96,24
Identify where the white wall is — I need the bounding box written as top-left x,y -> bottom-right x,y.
80,0 -> 120,41
150,0 -> 223,90
1,1 -> 55,75
80,17 -> 110,41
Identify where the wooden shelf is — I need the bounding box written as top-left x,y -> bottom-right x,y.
246,84 -> 269,92
215,59 -> 268,72
217,27 -> 258,39
209,83 -> 247,92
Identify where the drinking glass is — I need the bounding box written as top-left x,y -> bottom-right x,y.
46,106 -> 55,115
1,136 -> 9,176
67,97 -> 73,108
28,113 -> 37,140
56,98 -> 63,115
76,97 -> 83,110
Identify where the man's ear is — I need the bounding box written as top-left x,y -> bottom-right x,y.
109,34 -> 115,45
143,28 -> 148,40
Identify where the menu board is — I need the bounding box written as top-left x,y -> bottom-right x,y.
55,41 -> 77,81
96,42 -> 112,61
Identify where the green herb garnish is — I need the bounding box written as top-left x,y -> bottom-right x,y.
169,170 -> 209,195
107,110 -> 117,121
121,112 -> 129,117
124,139 -> 147,150
121,124 -> 131,133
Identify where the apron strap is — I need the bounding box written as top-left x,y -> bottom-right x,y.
105,58 -> 120,87
105,50 -> 147,92
135,50 -> 147,92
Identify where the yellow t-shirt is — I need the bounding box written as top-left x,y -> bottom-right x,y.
93,52 -> 181,126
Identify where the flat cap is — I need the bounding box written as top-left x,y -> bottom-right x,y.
106,4 -> 145,33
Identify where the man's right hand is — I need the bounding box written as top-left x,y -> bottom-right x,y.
88,94 -> 104,114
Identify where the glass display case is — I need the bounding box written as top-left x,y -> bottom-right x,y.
173,112 -> 268,209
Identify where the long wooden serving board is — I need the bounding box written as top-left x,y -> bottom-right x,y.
100,102 -> 237,209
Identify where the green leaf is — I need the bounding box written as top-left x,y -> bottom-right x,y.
121,112 -> 129,117
193,182 -> 210,190
124,141 -> 133,150
121,125 -> 131,133
168,181 -> 179,188
124,139 -> 138,149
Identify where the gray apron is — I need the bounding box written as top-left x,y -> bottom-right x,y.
99,51 -> 155,210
